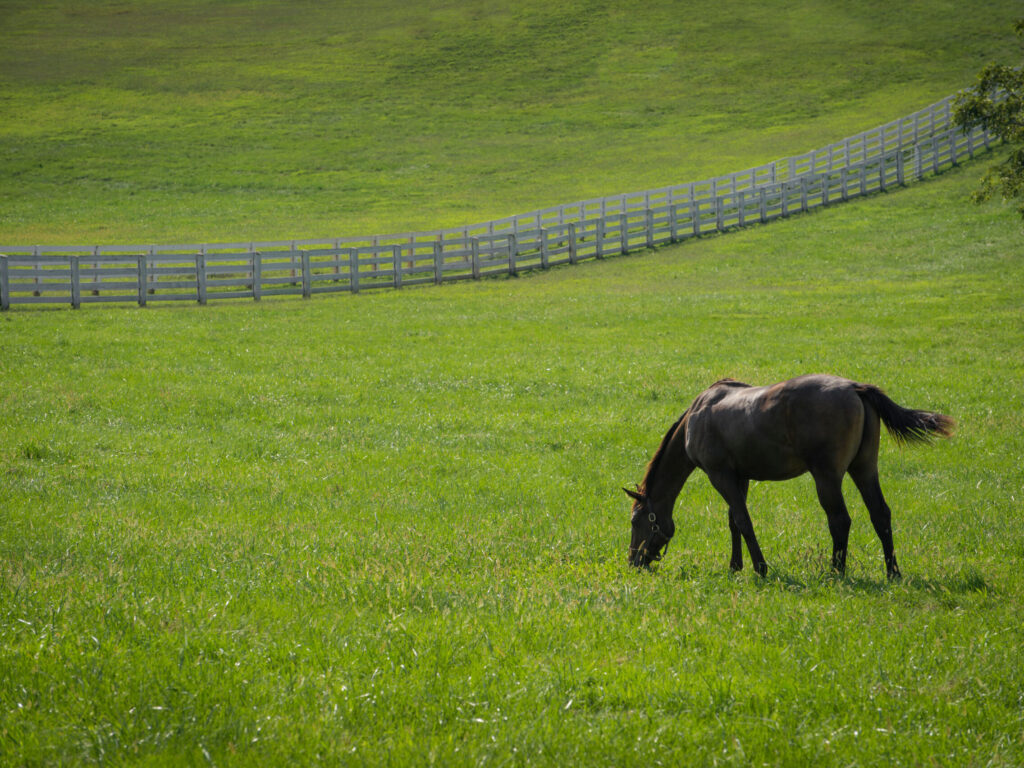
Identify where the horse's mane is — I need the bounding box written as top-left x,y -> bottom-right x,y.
639,409 -> 688,495
638,379 -> 746,495
711,377 -> 750,388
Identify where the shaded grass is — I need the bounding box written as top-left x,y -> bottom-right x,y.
2,155 -> 1023,765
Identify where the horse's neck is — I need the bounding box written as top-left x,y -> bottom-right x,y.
646,420 -> 695,506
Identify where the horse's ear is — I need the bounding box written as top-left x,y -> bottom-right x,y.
623,487 -> 645,502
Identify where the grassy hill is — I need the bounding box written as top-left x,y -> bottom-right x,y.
0,0 -> 1021,243
2,2 -> 1023,766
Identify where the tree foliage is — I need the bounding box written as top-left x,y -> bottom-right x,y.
954,20 -> 1024,218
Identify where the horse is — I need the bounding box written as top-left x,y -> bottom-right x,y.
624,374 -> 955,579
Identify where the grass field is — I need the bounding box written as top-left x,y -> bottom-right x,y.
3,160 -> 1023,766
3,2 -> 1024,766
1,0 -> 1022,244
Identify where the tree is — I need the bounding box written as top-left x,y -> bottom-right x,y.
954,20 -> 1024,219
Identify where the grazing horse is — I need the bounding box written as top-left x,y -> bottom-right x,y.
625,375 -> 954,578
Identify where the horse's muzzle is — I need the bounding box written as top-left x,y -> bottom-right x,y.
628,542 -> 664,569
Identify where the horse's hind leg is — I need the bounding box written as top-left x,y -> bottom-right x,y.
811,471 -> 852,575
849,406 -> 901,579
851,468 -> 901,580
706,472 -> 765,576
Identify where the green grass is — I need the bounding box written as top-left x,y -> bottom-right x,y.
3,2 -> 1024,765
3,157 -> 1023,765
0,0 -> 1021,244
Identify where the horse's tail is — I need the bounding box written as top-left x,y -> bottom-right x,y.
854,383 -> 956,445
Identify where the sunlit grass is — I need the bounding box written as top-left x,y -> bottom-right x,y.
3,1 -> 1024,764
2,154 -> 1023,764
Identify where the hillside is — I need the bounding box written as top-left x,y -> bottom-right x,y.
0,0 -> 1020,243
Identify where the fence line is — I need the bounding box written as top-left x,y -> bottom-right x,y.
0,92 -> 994,310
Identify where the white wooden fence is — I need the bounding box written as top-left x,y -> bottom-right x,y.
0,93 -> 994,310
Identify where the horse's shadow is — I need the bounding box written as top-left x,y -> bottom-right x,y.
893,569 -> 991,595
682,564 -> 993,596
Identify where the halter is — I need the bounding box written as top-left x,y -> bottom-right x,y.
644,509 -> 670,561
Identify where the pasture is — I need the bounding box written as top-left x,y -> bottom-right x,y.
1,0 -> 1022,244
2,1 -> 1024,766
3,162 -> 1023,766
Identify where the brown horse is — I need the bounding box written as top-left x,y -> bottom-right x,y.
625,375 -> 954,578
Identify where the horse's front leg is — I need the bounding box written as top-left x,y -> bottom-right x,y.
728,514 -> 743,571
707,471 -> 766,576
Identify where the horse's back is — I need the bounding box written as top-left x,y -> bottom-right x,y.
685,375 -> 866,480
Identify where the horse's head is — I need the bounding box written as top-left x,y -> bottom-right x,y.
624,487 -> 674,568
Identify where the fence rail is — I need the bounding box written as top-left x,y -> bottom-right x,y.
0,92 -> 993,310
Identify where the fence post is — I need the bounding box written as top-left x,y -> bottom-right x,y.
759,189 -> 768,223
137,254 -> 148,307
393,245 -> 403,288
433,240 -> 443,284
329,240 -> 340,283
196,250 -> 207,305
349,248 -> 359,294
596,218 -> 605,258
646,208 -> 655,248
619,213 -> 628,254
253,252 -> 263,301
508,233 -> 518,275
70,257 -> 81,309
568,222 -> 578,264
692,198 -> 701,236
540,227 -> 549,268
32,247 -> 41,297
90,246 -> 100,296
301,250 -> 311,298
896,151 -> 905,186
0,255 -> 8,311
471,237 -> 480,280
